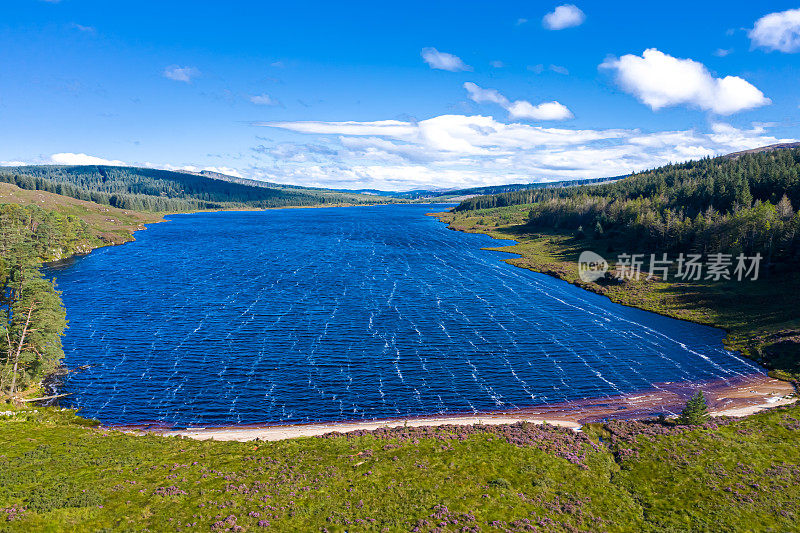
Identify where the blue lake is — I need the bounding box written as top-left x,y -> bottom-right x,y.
50,204 -> 762,427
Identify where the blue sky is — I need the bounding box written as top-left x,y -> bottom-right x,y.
1,1 -> 800,190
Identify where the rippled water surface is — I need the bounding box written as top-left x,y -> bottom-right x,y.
52,205 -> 761,426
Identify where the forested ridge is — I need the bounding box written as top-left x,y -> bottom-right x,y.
0,165 -> 389,212
0,204 -> 88,395
380,176 -> 621,200
456,149 -> 800,266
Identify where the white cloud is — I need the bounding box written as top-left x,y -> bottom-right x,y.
463,82 -> 573,121
601,48 -> 770,114
516,18 -> 528,26
421,48 -> 472,72
543,4 -> 585,30
259,119 -> 416,137
713,48 -> 733,57
163,65 -> 200,83
50,153 -> 127,166
0,161 -> 28,166
249,94 -> 278,105
549,64 -> 569,75
254,114 -> 793,190
490,60 -> 504,68
463,82 -> 509,106
749,8 -> 800,52
507,100 -> 573,120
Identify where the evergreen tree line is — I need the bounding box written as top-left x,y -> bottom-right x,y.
0,204 -> 87,395
456,149 -> 800,264
0,165 -> 385,212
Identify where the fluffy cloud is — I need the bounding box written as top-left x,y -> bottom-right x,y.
463,82 -> 573,121
253,114 -> 793,190
507,100 -> 573,120
543,5 -> 585,30
249,94 -> 278,105
749,8 -> 800,52
50,153 -> 127,166
421,48 -> 472,72
601,49 -> 770,114
163,65 -> 200,83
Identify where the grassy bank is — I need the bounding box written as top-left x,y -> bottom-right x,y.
0,404 -> 798,532
432,206 -> 800,383
0,182 -> 163,250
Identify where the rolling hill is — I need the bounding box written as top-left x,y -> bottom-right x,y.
0,165 -> 395,212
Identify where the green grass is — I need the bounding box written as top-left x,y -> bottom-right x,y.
1,405 -> 799,531
432,207 -> 800,382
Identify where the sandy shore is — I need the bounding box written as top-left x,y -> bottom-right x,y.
151,414 -> 581,442
121,373 -> 795,442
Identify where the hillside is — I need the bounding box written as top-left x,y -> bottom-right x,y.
457,147 -> 800,267
0,181 -> 162,253
456,148 -> 800,214
0,165 -> 394,212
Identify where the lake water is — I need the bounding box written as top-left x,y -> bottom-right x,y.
51,204 -> 762,427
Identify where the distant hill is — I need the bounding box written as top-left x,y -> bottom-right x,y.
345,176 -> 623,201
724,142 -> 800,159
422,176 -> 622,200
0,165 -> 394,212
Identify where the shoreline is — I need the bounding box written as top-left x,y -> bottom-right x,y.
122,373 -> 794,442
428,210 -> 800,383
427,210 -> 720,328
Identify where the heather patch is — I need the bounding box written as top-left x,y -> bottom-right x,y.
322,421 -> 598,468
0,405 -> 797,531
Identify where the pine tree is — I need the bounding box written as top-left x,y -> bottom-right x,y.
677,390 -> 710,425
